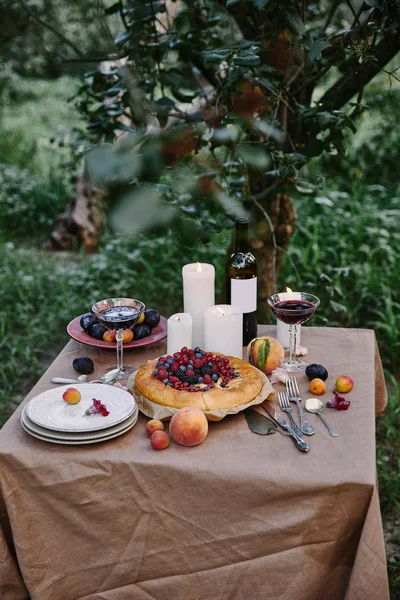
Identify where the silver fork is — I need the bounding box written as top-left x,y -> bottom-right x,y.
277,392 -> 303,439
286,376 -> 316,436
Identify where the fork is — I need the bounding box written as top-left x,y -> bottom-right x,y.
277,392 -> 303,439
286,376 -> 316,436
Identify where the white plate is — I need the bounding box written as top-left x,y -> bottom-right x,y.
21,405 -> 138,441
26,384 -> 136,433
21,417 -> 137,445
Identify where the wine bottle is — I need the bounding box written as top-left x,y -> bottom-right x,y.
225,217 -> 258,346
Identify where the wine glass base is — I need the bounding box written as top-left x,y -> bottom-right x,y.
106,365 -> 135,380
280,359 -> 308,373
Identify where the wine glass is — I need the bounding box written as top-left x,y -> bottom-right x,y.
91,298 -> 145,380
267,292 -> 320,372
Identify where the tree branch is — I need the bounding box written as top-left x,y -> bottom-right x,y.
33,16 -> 86,59
319,28 -> 400,110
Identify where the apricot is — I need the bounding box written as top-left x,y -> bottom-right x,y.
247,336 -> 284,375
309,378 -> 327,395
122,329 -> 134,343
146,419 -> 164,437
335,376 -> 354,393
103,330 -> 116,343
150,430 -> 170,450
169,407 -> 208,447
62,387 -> 81,404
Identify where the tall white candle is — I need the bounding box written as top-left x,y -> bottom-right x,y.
204,305 -> 243,359
182,263 -> 215,348
167,313 -> 192,355
275,288 -> 301,351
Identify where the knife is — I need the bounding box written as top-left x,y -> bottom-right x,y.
274,412 -> 310,453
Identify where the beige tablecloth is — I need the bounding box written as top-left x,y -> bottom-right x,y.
0,326 -> 389,600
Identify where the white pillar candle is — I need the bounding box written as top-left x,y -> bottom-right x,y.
167,313 -> 193,355
204,305 -> 243,359
182,263 -> 215,348
275,288 -> 301,351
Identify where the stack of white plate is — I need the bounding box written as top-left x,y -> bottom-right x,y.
21,384 -> 138,445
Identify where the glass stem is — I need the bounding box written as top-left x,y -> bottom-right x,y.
288,324 -> 298,366
116,329 -> 123,371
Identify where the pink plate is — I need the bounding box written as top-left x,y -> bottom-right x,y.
67,315 -> 167,351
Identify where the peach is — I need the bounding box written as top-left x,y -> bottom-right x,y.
335,376 -> 354,393
62,387 -> 81,404
169,407 -> 208,447
247,336 -> 284,375
122,329 -> 134,343
309,378 -> 327,395
103,330 -> 116,343
150,430 -> 170,450
146,419 -> 164,437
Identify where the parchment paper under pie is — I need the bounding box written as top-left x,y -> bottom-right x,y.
127,369 -> 274,422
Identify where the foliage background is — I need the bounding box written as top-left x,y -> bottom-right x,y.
0,0 -> 399,595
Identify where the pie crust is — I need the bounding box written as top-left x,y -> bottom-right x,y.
135,354 -> 263,411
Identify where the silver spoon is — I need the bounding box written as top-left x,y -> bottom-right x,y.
305,398 -> 339,437
51,368 -> 121,385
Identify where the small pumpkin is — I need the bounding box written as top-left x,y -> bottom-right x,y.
247,336 -> 284,375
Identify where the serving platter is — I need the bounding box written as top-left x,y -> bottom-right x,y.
67,315 -> 167,351
26,384 -> 136,433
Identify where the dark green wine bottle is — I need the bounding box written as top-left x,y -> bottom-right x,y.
225,217 -> 258,346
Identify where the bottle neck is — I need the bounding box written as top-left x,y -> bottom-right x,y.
234,225 -> 249,253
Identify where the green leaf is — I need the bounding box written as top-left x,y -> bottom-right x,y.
309,39 -> 331,64
282,9 -> 306,36
233,55 -> 261,66
257,338 -> 270,372
237,144 -> 270,170
245,409 -> 277,435
110,187 -> 177,236
114,31 -> 131,47
252,0 -> 269,8
226,0 -> 242,6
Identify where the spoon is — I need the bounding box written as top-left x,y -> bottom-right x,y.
51,369 -> 121,385
305,398 -> 339,437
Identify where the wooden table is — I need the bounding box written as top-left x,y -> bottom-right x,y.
0,326 -> 389,600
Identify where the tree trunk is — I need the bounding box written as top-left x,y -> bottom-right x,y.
45,177 -> 104,253
249,192 -> 297,321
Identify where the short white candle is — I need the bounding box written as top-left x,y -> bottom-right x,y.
276,288 -> 301,351
182,263 -> 215,348
204,305 -> 243,359
167,313 -> 193,355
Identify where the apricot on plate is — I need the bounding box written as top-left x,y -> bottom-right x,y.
335,376 -> 354,393
169,407 -> 208,447
122,329 -> 134,343
309,378 -> 327,396
146,419 -> 164,437
103,330 -> 116,343
62,387 -> 81,404
150,430 -> 170,450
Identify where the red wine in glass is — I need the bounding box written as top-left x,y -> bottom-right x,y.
97,306 -> 140,330
272,300 -> 316,325
267,292 -> 320,372
92,298 -> 145,379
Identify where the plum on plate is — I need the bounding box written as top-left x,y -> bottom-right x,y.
89,323 -> 107,340
73,356 -> 94,374
80,313 -> 98,332
133,323 -> 151,340
144,309 -> 160,328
